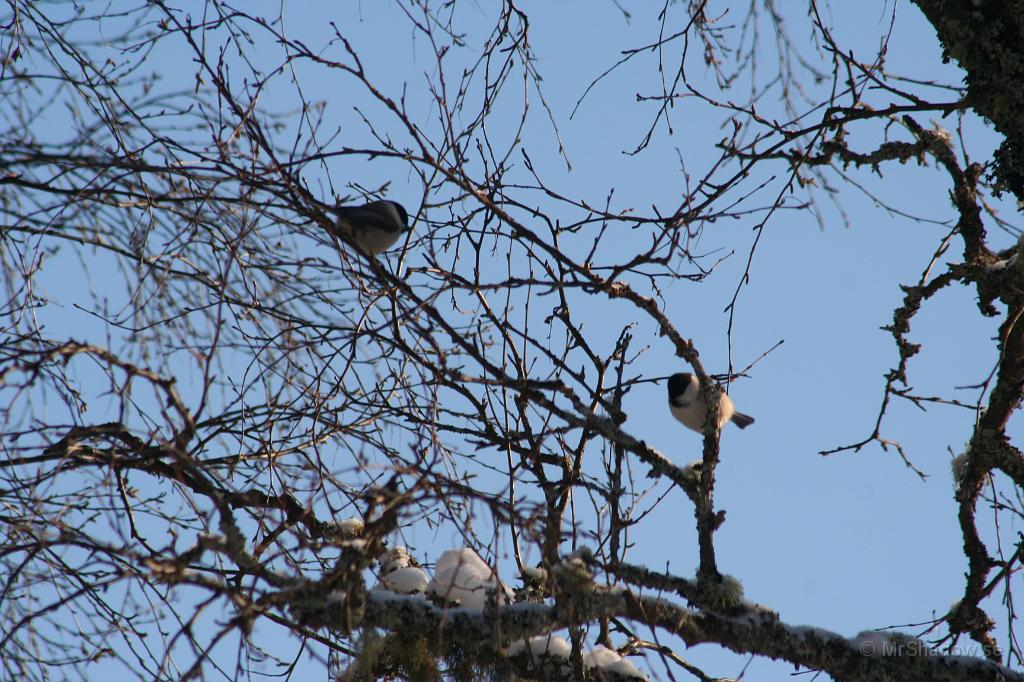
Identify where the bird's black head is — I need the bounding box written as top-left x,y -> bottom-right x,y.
384,200 -> 410,229
666,373 -> 693,401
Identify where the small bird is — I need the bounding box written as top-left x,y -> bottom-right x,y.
332,199 -> 410,256
667,372 -> 754,433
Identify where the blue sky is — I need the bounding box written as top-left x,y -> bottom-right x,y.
23,1 -> 1024,679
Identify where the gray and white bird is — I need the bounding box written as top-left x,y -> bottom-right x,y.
667,372 -> 754,433
332,199 -> 410,256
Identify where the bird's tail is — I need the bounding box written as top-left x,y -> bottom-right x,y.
731,412 -> 755,429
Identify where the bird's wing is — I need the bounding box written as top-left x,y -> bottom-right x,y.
335,204 -> 404,233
